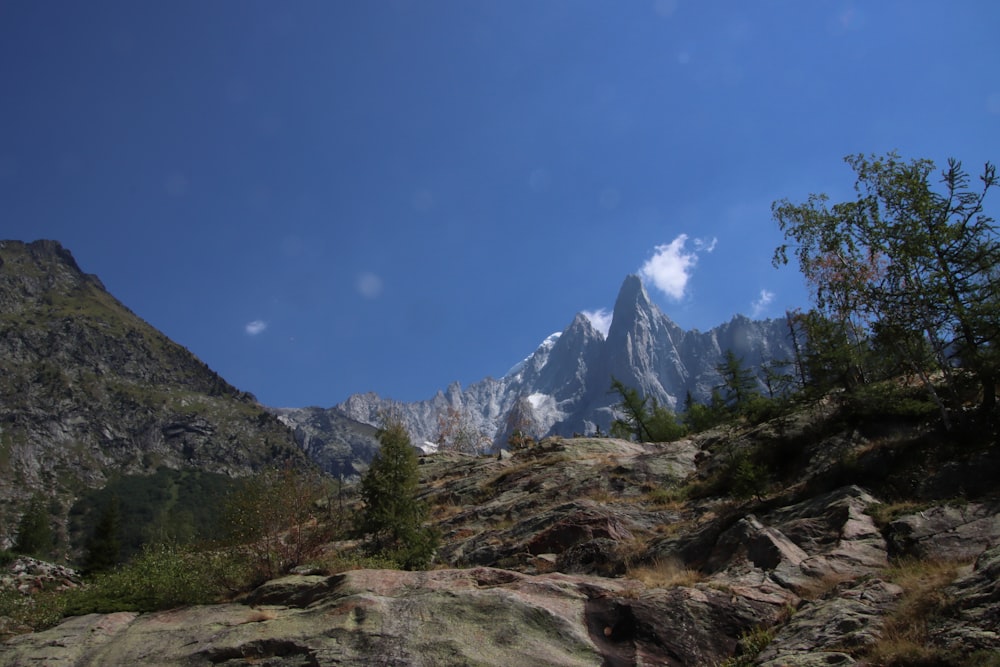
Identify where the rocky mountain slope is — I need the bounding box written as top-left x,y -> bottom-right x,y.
283,275 -> 795,453
270,406 -> 380,479
5,396 -> 998,665
0,240 -> 308,540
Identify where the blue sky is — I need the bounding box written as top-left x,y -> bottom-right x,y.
2,1 -> 998,407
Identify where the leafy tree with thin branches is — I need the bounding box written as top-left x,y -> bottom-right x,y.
773,152 -> 999,424
222,466 -> 332,583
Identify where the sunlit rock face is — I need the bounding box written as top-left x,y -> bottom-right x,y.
325,274 -> 793,449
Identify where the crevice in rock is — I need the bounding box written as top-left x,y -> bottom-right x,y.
202,639 -> 320,666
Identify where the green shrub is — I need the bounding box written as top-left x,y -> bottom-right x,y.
842,382 -> 939,422
222,466 -> 334,584
741,395 -> 791,425
63,542 -> 246,615
0,586 -> 65,636
719,625 -> 775,667
731,454 -> 769,502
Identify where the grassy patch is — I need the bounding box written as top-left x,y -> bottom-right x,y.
308,549 -> 402,573
625,557 -> 702,589
641,485 -> 689,508
865,501 -> 931,531
718,625 -> 775,667
863,557 -> 971,666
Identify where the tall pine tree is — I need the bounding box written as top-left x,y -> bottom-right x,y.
13,494 -> 53,559
82,495 -> 122,574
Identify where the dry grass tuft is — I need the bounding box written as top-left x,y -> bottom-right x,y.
584,487 -> 619,504
865,500 -> 929,530
795,571 -> 860,600
864,557 -> 969,666
626,557 -> 703,589
642,486 -> 688,509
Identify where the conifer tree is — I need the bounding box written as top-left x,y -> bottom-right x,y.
716,350 -> 760,414
13,494 -> 53,559
82,495 -> 122,574
609,377 -> 686,442
356,419 -> 437,568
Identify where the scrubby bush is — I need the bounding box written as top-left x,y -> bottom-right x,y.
730,454 -> 769,502
0,586 -> 65,636
63,542 -> 248,615
222,466 -> 334,584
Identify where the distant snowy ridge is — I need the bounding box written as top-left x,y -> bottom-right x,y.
505,332 -> 561,379
329,274 -> 794,449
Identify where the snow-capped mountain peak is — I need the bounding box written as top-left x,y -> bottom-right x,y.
505,331 -> 562,380
326,274 -> 794,449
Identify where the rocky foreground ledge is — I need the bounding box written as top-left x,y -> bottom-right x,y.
3,492 -> 998,666
3,430 -> 1000,665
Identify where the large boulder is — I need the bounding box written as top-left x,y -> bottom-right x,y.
687,486 -> 889,597
928,544 -> 1000,653
886,501 -> 1000,561
757,577 -> 903,665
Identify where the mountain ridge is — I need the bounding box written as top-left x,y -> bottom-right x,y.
0,239 -> 309,538
301,275 -> 795,455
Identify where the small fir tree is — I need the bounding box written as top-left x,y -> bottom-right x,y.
716,350 -> 760,415
356,419 -> 438,569
609,377 -> 686,442
13,494 -> 54,559
82,495 -> 122,574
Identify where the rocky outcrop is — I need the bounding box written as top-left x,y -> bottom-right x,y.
271,406 -> 380,479
930,545 -> 1000,653
757,578 -> 903,665
3,386 -> 1000,664
886,501 -> 1000,561
0,567 -> 790,667
0,557 -> 81,596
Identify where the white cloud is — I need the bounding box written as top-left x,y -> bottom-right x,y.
695,236 -> 718,253
582,308 -> 612,337
639,234 -> 710,301
357,271 -> 383,299
751,289 -> 775,317
245,320 -> 268,336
